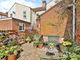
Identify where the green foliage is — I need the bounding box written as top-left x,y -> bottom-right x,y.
8,40 -> 17,46
33,35 -> 41,41
0,45 -> 22,59
0,40 -> 22,59
0,35 -> 5,42
29,34 -> 34,41
62,40 -> 80,60
33,41 -> 43,45
26,36 -> 31,42
48,42 -> 55,47
62,41 -> 72,46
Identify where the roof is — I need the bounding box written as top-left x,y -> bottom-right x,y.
8,2 -> 36,13
13,18 -> 31,24
0,12 -> 8,16
33,7 -> 44,12
40,1 -> 62,16
0,17 -> 31,24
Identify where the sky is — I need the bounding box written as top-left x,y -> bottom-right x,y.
0,0 -> 52,12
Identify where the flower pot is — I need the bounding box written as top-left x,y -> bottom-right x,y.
8,55 -> 16,60
38,44 -> 43,48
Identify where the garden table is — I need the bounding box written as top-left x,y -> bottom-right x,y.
40,55 -> 64,60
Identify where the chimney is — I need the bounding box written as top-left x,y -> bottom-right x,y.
42,0 -> 46,10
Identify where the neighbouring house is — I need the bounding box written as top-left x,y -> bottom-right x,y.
40,2 -> 69,42
37,0 -> 80,41
0,2 -> 38,38
8,3 -> 37,27
36,0 -> 68,40
0,12 -> 8,19
0,18 -> 31,38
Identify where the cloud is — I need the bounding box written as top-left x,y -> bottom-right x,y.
0,0 -> 41,12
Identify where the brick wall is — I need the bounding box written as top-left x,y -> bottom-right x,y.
0,19 -> 12,30
40,3 -> 68,36
0,18 -> 31,38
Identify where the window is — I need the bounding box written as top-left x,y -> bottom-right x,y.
23,11 -> 26,19
48,36 -> 60,42
12,11 -> 16,14
19,23 -> 25,31
0,16 -> 7,19
1,16 -> 7,18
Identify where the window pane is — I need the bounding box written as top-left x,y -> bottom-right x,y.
19,23 -> 25,31
23,11 -> 26,19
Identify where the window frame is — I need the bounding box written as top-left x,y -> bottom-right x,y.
19,23 -> 25,32
23,11 -> 26,19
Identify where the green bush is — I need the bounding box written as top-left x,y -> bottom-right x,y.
62,41 -> 80,60
8,40 -> 17,46
33,41 -> 43,45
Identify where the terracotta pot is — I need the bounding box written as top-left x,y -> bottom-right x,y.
8,55 -> 16,60
38,44 -> 43,48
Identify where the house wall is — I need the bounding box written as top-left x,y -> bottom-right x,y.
12,19 -> 30,32
0,18 -> 31,38
8,3 -> 31,22
8,3 -> 37,25
31,10 -> 37,28
40,3 -> 68,37
0,12 -> 8,19
0,18 -> 13,30
11,19 -> 30,37
8,3 -> 16,18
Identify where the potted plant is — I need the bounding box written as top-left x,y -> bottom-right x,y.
25,36 -> 32,43
8,54 -> 16,60
33,41 -> 39,48
38,41 -> 43,48
7,46 -> 18,60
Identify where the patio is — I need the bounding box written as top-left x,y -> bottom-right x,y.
17,42 -> 60,60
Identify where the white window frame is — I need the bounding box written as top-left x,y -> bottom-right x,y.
19,23 -> 25,31
23,11 -> 26,19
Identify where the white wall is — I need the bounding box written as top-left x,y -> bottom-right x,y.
8,3 -> 38,28
8,3 -> 31,22
31,10 -> 37,28
8,3 -> 16,18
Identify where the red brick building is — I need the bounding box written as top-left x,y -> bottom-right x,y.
36,0 -> 80,42
0,17 -> 31,38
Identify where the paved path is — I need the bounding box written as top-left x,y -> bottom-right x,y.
17,43 -> 60,60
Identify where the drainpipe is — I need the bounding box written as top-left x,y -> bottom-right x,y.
72,0 -> 76,41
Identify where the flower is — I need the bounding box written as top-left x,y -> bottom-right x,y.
62,41 -> 72,46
